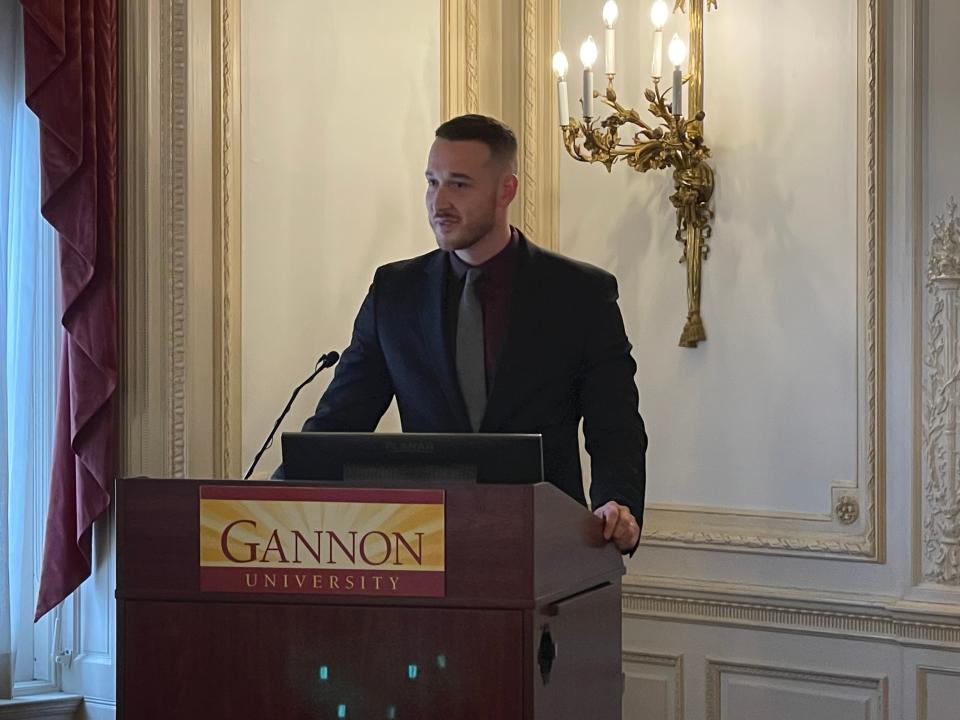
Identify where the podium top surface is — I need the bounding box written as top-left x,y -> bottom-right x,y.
115,476 -> 624,609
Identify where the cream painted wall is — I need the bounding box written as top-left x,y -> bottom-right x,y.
560,0 -> 859,515
241,0 -> 441,475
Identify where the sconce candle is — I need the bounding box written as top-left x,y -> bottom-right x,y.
650,0 -> 668,79
553,50 -> 570,126
668,33 -> 687,116
580,36 -> 598,118
652,31 -> 663,79
602,1 -> 618,76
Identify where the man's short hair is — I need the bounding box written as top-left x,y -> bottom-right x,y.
435,114 -> 518,168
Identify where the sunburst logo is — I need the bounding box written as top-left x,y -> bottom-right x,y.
199,486 -> 446,597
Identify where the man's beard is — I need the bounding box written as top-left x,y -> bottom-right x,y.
431,214 -> 495,252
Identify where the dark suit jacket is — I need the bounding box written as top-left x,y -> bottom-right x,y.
298,231 -> 647,523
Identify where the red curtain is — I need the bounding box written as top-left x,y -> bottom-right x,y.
20,0 -> 118,620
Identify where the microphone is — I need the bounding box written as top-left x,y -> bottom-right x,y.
243,351 -> 340,480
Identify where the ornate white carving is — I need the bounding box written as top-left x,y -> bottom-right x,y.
860,0 -> 882,560
519,0 -> 560,251
622,578 -> 960,649
642,522 -> 874,556
162,0 -> 188,478
217,0 -> 242,478
923,198 -> 960,584
440,0 -> 480,119
465,0 -> 479,114
219,0 -> 233,478
836,495 -> 860,525
521,0 -> 538,240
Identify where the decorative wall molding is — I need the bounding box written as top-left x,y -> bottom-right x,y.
861,0 -> 885,566
521,0 -> 538,241
121,0 -> 173,477
466,0 -> 480,114
922,198 -> 960,585
123,0 -> 241,480
213,0 -> 243,478
638,0 -> 885,560
163,0 -> 188,478
518,0 -> 560,251
622,651 -> 684,720
623,576 -> 960,650
441,0 -> 480,119
705,660 -> 887,720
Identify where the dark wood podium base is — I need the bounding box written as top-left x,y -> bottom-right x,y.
117,477 -> 624,719
123,583 -> 620,719
125,601 -> 524,719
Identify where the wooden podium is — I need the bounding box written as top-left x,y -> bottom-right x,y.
116,476 -> 624,719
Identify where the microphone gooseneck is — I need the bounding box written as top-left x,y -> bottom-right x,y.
243,351 -> 340,480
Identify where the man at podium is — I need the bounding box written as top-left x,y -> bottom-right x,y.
292,114 -> 647,553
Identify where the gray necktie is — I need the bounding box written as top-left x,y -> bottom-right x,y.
456,268 -> 486,431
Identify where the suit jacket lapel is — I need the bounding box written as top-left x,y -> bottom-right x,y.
480,235 -> 543,432
420,251 -> 471,430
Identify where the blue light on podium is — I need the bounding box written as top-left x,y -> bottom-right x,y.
436,654 -> 447,670
387,707 -> 397,719
407,664 -> 418,680
337,704 -> 347,718
318,665 -> 329,681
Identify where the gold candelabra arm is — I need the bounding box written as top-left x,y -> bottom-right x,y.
562,83 -> 699,173
562,117 -> 625,171
600,84 -> 659,137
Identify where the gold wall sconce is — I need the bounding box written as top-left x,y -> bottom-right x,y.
554,0 -> 718,347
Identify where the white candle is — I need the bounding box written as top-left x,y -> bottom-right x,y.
652,30 -> 663,79
667,33 -> 687,116
552,50 -> 570,126
557,79 -> 569,126
579,36 -> 598,119
650,0 -> 669,80
605,27 -> 615,76
672,66 -> 682,115
583,69 -> 594,118
603,1 -> 619,76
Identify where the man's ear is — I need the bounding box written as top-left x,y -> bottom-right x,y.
500,173 -> 519,207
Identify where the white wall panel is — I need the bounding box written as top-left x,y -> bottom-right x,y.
622,652 -> 683,720
917,666 -> 960,720
708,662 -> 883,720
622,616 -> 898,720
560,0 -> 859,517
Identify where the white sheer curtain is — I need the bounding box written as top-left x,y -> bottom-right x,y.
0,3 -> 59,698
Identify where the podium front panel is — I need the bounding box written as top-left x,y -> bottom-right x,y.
123,601 -> 524,719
